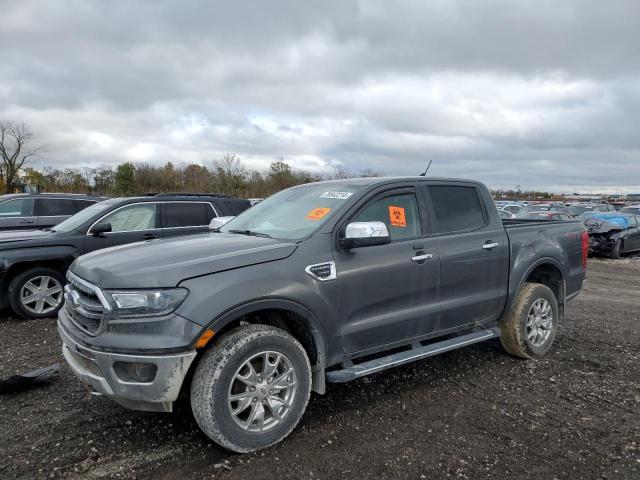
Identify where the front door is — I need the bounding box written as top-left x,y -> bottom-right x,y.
335,187 -> 441,354
81,202 -> 162,254
422,184 -> 509,331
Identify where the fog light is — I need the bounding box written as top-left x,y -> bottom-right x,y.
113,362 -> 158,383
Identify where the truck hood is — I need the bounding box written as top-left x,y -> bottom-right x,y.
0,229 -> 52,244
71,233 -> 298,289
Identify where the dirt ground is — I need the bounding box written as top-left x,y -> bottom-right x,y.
1,258 -> 639,480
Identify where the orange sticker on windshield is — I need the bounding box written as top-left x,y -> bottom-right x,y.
388,206 -> 406,227
305,207 -> 331,220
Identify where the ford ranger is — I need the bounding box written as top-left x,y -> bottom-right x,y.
58,177 -> 588,452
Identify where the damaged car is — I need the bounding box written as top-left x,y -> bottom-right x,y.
583,213 -> 640,258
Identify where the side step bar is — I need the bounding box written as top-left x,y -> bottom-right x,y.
326,327 -> 501,383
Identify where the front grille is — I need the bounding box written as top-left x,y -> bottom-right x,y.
64,272 -> 107,335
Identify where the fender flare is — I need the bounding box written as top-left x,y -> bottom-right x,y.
512,256 -> 567,306
205,297 -> 328,370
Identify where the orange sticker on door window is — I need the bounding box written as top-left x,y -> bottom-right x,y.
388,205 -> 407,227
305,207 -> 331,220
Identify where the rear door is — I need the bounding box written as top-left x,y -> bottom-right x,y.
35,198 -> 78,228
81,202 -> 162,254
422,183 -> 509,331
0,197 -> 36,229
160,202 -> 216,238
335,186 -> 441,353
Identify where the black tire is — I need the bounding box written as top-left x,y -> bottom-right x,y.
500,282 -> 559,359
611,239 -> 622,259
190,324 -> 311,453
8,267 -> 66,319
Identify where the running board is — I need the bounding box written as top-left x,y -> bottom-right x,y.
326,327 -> 501,383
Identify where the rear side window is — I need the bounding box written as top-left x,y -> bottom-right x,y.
39,199 -> 77,216
0,198 -> 34,217
162,202 -> 215,228
72,200 -> 98,213
427,186 -> 486,233
222,199 -> 250,216
353,192 -> 421,241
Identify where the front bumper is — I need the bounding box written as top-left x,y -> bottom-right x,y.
58,321 -> 197,412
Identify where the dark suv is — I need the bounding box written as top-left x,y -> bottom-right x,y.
0,193 -> 250,319
0,193 -> 104,230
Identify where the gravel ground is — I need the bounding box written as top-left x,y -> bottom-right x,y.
1,258 -> 639,479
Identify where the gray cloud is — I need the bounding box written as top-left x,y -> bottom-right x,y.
1,0 -> 640,192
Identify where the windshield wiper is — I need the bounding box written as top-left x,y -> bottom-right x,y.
227,229 -> 272,238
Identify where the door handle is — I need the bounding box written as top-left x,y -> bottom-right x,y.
19,220 -> 35,224
142,233 -> 159,240
483,242 -> 500,250
411,253 -> 433,262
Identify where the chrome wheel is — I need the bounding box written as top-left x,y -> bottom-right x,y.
228,351 -> 298,433
526,298 -> 553,347
20,275 -> 64,315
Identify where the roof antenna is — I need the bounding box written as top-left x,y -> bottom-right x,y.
419,159 -> 433,176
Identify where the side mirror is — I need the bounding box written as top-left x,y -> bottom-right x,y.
340,221 -> 391,250
90,222 -> 112,237
209,216 -> 235,231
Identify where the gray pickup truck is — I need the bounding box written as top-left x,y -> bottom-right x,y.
58,177 -> 588,452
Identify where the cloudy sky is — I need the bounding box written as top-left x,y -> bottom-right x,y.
1,0 -> 639,193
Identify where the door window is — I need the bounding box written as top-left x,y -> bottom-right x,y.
427,186 -> 486,233
162,202 -> 215,228
352,192 -> 421,241
39,199 -> 77,216
98,204 -> 157,232
0,198 -> 35,217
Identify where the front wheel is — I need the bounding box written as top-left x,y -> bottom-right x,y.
8,267 -> 66,319
190,324 -> 311,453
500,282 -> 559,359
610,239 -> 622,259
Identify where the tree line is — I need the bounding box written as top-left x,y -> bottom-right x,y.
0,120 -> 378,198
19,155 -> 378,198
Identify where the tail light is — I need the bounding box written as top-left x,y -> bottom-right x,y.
581,231 -> 589,269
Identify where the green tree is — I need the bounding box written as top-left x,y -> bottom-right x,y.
114,162 -> 137,196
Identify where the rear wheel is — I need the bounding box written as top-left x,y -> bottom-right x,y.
500,282 -> 559,359
190,324 -> 311,453
8,267 -> 65,319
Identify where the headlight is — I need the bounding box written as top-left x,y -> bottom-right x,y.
104,288 -> 188,319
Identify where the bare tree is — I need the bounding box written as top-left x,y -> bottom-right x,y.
0,121 -> 46,193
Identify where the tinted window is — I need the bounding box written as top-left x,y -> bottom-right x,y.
0,198 -> 34,217
353,192 -> 421,241
99,203 -> 157,232
73,200 -> 98,213
629,216 -> 638,228
39,199 -> 77,216
162,202 -> 214,228
223,199 -> 250,216
428,186 -> 485,233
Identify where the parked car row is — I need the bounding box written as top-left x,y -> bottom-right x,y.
0,193 -> 250,319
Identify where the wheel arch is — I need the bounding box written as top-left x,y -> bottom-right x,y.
200,298 -> 328,393
514,258 -> 566,316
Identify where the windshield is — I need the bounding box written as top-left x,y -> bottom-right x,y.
568,205 -> 593,215
53,199 -> 119,232
220,184 -> 365,240
523,205 -> 551,212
